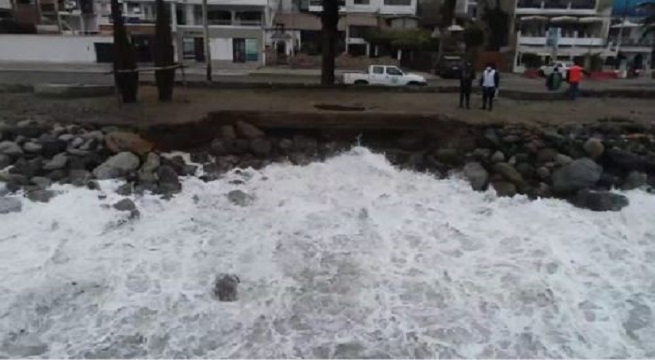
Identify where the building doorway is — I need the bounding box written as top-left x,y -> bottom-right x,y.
233,38 -> 246,63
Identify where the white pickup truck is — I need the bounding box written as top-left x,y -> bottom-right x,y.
343,65 -> 428,86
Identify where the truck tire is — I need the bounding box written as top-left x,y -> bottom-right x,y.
354,80 -> 368,85
407,81 -> 424,87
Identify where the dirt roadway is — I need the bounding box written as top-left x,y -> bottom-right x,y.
1,86 -> 654,128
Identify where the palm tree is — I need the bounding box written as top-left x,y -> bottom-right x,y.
321,0 -> 339,85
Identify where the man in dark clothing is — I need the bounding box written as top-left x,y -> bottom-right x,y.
459,61 -> 475,109
480,62 -> 500,111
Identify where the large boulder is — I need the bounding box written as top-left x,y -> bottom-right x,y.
606,149 -> 654,172
92,152 -> 140,180
227,190 -> 253,206
0,141 -> 22,156
622,171 -> 648,190
105,131 -> 153,155
138,152 -> 160,183
462,162 -> 489,191
43,153 -> 68,171
235,121 -> 264,139
38,139 -> 67,158
0,197 -> 22,214
572,189 -> 629,212
156,165 -> 181,195
584,138 -> 604,159
0,154 -> 12,169
552,158 -> 602,195
9,158 -> 42,178
250,138 -> 272,157
493,162 -> 524,185
492,181 -> 517,197
25,189 -> 56,203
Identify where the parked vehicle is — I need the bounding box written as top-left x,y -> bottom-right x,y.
342,65 -> 427,86
538,62 -> 570,77
434,55 -> 463,79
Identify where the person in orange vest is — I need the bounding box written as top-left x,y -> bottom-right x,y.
566,62 -> 584,100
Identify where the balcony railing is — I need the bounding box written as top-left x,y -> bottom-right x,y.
607,37 -> 652,46
517,0 -> 595,10
518,31 -> 604,46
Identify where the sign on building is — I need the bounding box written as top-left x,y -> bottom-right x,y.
546,27 -> 561,47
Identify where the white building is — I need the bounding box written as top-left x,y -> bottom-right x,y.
92,0 -> 274,65
271,0 -> 418,57
512,0 -> 613,72
606,18 -> 653,70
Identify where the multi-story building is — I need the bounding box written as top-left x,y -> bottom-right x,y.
606,0 -> 653,71
271,0 -> 418,57
93,0 -> 272,65
512,0 -> 614,72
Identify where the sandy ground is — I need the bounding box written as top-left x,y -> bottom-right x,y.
1,86 -> 654,127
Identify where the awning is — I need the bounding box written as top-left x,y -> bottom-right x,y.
579,17 -> 603,23
520,16 -> 548,21
611,19 -> 641,28
447,24 -> 464,31
550,16 -> 579,23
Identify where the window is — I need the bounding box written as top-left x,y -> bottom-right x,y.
354,0 -> 370,4
384,0 -> 411,5
386,67 -> 403,75
349,25 -> 371,38
372,66 -> 384,74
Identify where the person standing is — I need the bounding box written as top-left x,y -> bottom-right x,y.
459,61 -> 475,109
480,63 -> 500,111
567,62 -> 583,100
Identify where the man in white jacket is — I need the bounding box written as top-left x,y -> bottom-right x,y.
479,63 -> 500,111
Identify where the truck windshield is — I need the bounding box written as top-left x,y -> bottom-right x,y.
386,67 -> 403,76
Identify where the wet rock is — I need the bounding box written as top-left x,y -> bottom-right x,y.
622,171 -> 648,190
493,162 -> 524,185
0,153 -> 12,169
137,152 -> 160,183
235,121 -> 264,139
472,148 -> 492,161
213,274 -> 240,302
156,165 -> 181,195
43,153 -> 68,171
463,162 -> 489,191
277,138 -> 294,153
82,130 -> 104,142
536,148 -> 558,163
552,158 -> 603,195
71,137 -> 84,148
0,197 -> 22,214
502,134 -> 521,143
38,139 -> 67,158
9,158 -> 42,178
209,138 -> 228,156
623,299 -> 652,333
46,169 -> 67,182
0,141 -> 22,156
116,182 -> 134,196
93,152 -> 140,180
584,138 -> 604,159
113,198 -> 137,212
221,125 -> 237,140
516,163 -> 535,179
606,149 -> 654,172
492,181 -> 517,197
484,128 -> 501,147
536,166 -> 550,180
30,176 -> 51,189
227,189 -> 253,206
554,153 -> 573,166
190,151 -> 210,164
26,189 -> 56,203
7,124 -> 49,139
572,189 -> 629,212
58,133 -> 74,142
435,148 -> 461,166
397,132 -> 424,151
23,142 -> 42,153
68,169 -> 91,186
491,151 -> 505,163
250,138 -> 272,157
105,131 -> 153,155
293,135 -> 318,154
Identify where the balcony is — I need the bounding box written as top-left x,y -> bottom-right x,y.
518,31 -> 604,46
516,0 -> 596,13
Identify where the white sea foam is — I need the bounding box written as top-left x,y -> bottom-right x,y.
0,147 -> 654,358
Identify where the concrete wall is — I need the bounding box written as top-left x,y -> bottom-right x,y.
0,35 -> 113,63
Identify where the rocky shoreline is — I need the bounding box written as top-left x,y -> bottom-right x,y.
0,118 -> 654,214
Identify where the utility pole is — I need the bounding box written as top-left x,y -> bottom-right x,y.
202,0 -> 212,82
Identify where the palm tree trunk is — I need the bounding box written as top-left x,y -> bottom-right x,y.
321,0 -> 339,85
